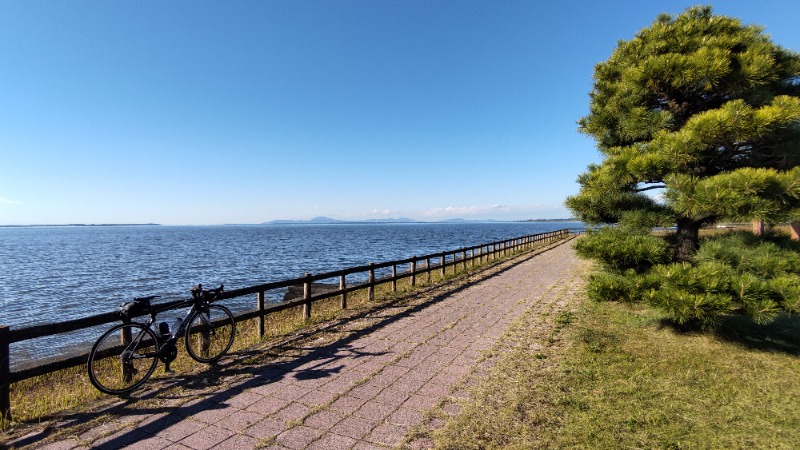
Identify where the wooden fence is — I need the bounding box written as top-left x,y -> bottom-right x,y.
0,229 -> 570,420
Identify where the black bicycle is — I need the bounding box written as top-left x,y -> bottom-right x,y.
87,284 -> 236,395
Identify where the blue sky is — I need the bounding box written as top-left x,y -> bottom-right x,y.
1,1 -> 798,225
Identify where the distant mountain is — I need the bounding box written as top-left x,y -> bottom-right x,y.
261,217 -> 575,225
439,218 -> 503,223
263,216 -> 420,225
363,218 -> 418,223
264,216 -> 341,225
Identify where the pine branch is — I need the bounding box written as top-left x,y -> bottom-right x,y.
636,184 -> 667,192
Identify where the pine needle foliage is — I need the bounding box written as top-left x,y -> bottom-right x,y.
586,231 -> 800,328
567,6 -> 800,329
566,5 -> 800,261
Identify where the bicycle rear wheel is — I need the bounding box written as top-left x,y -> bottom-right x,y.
87,323 -> 159,395
185,305 -> 235,363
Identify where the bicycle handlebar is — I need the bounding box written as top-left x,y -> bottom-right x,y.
190,283 -> 224,301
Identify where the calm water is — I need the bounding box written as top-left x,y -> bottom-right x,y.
0,222 -> 580,365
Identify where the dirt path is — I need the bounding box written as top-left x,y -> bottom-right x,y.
10,238 -> 584,450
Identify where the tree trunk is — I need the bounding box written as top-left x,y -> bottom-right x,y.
675,218 -> 702,261
790,222 -> 800,241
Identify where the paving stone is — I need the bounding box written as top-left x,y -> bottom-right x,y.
303,409 -> 345,430
365,422 -> 408,447
306,432 -> 358,450
156,419 -> 206,443
387,406 -> 424,427
212,433 -> 261,450
274,425 -> 323,450
329,414 -> 378,440
415,381 -> 449,398
244,395 -> 292,415
349,382 -> 384,400
190,404 -> 236,425
178,424 -> 234,450
353,400 -> 397,421
118,434 -> 173,450
274,402 -> 311,423
39,439 -> 83,450
351,442 -> 388,450
225,391 -> 264,409
243,416 -> 285,440
92,428 -> 151,450
271,383 -> 314,401
216,409 -> 264,432
329,395 -> 368,415
298,388 -> 341,408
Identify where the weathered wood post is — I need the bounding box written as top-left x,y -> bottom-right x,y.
121,317 -> 133,383
303,273 -> 312,321
461,248 -> 467,271
340,275 -> 347,309
411,258 -> 417,287
0,325 -> 11,421
257,291 -> 266,338
391,264 -> 397,292
441,252 -> 447,277
368,263 -> 375,302
426,257 -> 431,282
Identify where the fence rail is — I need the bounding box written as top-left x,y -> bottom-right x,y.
0,229 -> 570,420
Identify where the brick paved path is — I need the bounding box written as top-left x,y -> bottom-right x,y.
13,240 -> 583,450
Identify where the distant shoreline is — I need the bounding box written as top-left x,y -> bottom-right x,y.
0,219 -> 580,228
0,223 -> 160,228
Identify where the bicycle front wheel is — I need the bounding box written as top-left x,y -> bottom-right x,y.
87,323 -> 160,395
185,305 -> 235,363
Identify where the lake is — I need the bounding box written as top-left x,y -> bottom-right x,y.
0,222 -> 581,365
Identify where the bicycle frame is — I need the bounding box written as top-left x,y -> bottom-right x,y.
123,296 -> 208,371
89,284 -> 232,395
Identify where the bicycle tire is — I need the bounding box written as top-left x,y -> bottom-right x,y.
184,304 -> 235,363
87,323 -> 160,395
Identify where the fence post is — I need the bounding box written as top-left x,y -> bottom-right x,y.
0,325 -> 11,421
368,263 -> 375,301
340,275 -> 347,310
441,252 -> 447,277
392,264 -> 397,292
426,257 -> 431,282
303,273 -> 312,321
257,291 -> 266,338
411,258 -> 417,287
120,317 -> 134,383
462,248 -> 467,270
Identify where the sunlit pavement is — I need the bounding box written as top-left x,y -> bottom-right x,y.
14,240 -> 583,450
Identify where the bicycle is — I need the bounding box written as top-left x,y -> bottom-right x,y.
87,284 -> 236,395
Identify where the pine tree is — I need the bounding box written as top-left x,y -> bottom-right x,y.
566,6 -> 800,261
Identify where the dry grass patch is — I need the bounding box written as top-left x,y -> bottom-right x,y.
429,262 -> 800,449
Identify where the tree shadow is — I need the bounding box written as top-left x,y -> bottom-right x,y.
657,313 -> 799,355
712,313 -> 800,355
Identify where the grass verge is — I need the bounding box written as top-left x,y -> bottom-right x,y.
431,262 -> 800,449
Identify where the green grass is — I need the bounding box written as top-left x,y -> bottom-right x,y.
431,265 -> 800,449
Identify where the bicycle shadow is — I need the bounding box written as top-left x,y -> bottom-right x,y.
9,244 -> 558,449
